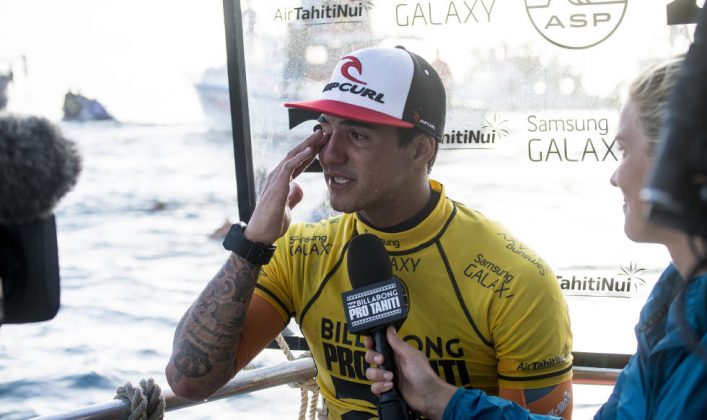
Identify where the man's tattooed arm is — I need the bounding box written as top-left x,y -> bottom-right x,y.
165,253 -> 260,400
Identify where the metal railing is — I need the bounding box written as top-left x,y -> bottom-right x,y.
572,366 -> 621,386
35,356 -> 621,419
35,358 -> 317,420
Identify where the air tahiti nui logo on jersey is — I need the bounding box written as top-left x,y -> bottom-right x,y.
525,0 -> 628,49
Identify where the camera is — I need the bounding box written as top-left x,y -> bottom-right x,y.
0,216 -> 61,324
644,4 -> 707,238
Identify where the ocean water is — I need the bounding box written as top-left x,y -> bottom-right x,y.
0,121 -> 310,419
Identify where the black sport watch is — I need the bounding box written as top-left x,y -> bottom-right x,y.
222,222 -> 276,265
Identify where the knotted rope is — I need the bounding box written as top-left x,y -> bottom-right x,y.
113,336 -> 317,419
276,333 -> 322,420
114,378 -> 165,420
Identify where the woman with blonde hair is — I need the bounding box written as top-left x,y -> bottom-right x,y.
596,53 -> 706,419
364,54 -> 707,419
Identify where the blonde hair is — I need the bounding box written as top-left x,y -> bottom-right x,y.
629,54 -> 686,152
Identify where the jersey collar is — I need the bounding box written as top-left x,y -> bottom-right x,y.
354,180 -> 452,253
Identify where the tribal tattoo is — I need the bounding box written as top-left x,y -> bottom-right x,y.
171,253 -> 260,382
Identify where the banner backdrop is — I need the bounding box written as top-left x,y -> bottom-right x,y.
221,0 -> 702,355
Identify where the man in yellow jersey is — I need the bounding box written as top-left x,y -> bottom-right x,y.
166,46 -> 574,419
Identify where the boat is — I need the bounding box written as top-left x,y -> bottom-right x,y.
61,91 -> 114,122
194,65 -> 232,131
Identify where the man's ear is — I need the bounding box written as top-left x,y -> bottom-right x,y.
412,133 -> 436,166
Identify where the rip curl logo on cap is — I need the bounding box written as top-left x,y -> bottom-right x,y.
340,56 -> 367,85
525,0 -> 628,50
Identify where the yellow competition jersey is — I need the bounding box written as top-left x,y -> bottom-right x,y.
255,180 -> 573,420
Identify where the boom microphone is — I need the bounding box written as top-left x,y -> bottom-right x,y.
0,114 -> 82,225
0,114 -> 82,324
643,5 -> 707,237
345,233 -> 411,420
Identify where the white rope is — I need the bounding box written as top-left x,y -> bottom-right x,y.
299,388 -> 309,420
307,386 -> 320,420
275,333 -> 321,420
276,333 -> 297,361
114,378 -> 165,420
106,334 -> 318,419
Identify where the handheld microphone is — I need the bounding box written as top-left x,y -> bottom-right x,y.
344,233 -> 411,420
0,114 -> 82,324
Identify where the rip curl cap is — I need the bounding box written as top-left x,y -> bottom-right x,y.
284,46 -> 446,139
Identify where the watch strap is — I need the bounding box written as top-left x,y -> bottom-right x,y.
222,222 -> 275,265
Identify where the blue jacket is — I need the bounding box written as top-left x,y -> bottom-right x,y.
595,264 -> 707,419
442,388 -> 560,419
443,264 -> 707,419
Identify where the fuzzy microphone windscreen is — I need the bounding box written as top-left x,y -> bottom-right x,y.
0,114 -> 82,225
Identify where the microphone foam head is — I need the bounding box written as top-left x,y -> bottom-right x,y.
0,114 -> 82,225
347,233 -> 392,289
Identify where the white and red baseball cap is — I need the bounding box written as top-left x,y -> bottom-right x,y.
284,46 -> 446,140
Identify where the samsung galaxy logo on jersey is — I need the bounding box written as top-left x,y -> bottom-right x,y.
322,82 -> 386,104
463,255 -> 516,301
390,256 -> 420,272
289,234 -> 332,256
473,254 -> 514,283
525,0 -> 629,49
383,238 -> 401,249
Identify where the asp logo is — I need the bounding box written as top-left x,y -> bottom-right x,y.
525,0 -> 628,49
340,56 -> 367,84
